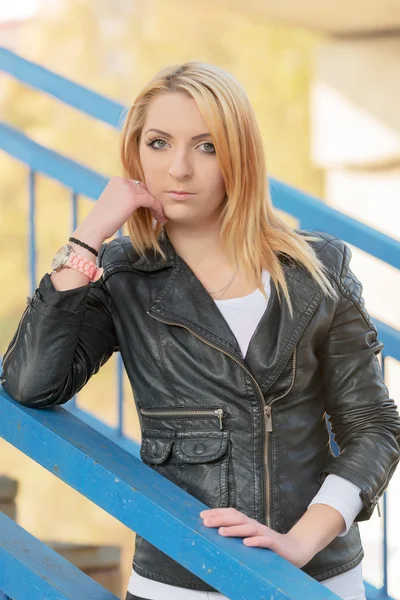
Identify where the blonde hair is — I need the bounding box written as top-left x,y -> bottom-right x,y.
119,62 -> 338,316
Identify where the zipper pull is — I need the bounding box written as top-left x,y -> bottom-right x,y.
264,405 -> 273,432
377,500 -> 382,518
215,409 -> 224,431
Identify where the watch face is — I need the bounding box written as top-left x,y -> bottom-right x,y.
51,245 -> 70,270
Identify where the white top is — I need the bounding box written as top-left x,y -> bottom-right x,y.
214,268 -> 272,359
128,270 -> 366,599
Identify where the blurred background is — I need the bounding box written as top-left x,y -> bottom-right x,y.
0,1 -> 399,598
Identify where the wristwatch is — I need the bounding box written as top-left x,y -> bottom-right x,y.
51,244 -> 103,282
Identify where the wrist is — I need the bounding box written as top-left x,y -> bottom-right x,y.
72,225 -> 105,253
286,528 -> 318,563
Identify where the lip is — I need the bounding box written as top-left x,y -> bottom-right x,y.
167,190 -> 194,194
166,191 -> 194,199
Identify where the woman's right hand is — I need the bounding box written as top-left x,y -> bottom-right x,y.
74,177 -> 168,247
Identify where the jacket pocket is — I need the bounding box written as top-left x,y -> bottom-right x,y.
139,406 -> 226,431
176,432 -> 231,508
140,430 -> 231,509
140,436 -> 174,464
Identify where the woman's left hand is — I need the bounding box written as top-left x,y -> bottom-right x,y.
200,508 -> 314,569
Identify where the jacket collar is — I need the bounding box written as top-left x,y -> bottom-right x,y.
127,230 -> 175,272
139,231 -> 324,395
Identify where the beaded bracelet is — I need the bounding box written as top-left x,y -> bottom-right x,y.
68,236 -> 99,258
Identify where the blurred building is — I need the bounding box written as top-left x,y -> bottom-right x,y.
0,1 -> 40,50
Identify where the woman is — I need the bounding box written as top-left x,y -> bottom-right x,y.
1,62 -> 399,600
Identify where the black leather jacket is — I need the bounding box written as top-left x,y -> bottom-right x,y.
2,230 -> 400,592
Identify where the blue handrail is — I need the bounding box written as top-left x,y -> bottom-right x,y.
0,512 -> 118,600
0,122 -> 108,201
0,389 -> 340,600
270,178 -> 400,270
0,46 -> 126,128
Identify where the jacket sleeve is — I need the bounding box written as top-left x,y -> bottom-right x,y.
317,243 -> 400,522
0,243 -> 118,408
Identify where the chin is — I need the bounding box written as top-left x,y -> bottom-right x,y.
163,206 -> 194,219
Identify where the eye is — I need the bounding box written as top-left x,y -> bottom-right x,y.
200,142 -> 216,154
146,137 -> 167,150
145,137 -> 216,155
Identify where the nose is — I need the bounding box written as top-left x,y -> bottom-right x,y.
168,148 -> 193,180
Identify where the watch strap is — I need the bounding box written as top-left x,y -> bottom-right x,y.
65,251 -> 104,282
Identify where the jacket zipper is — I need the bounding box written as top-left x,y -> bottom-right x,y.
372,456 -> 399,518
1,304 -> 30,372
263,348 -> 297,527
140,407 -> 225,431
147,310 -> 292,527
263,348 -> 297,432
375,455 -> 399,500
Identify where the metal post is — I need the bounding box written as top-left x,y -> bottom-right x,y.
117,353 -> 124,438
116,227 -> 124,437
383,491 -> 388,596
28,169 -> 36,296
70,191 -> 79,409
381,354 -> 389,596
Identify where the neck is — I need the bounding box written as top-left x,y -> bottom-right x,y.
164,221 -> 231,270
163,221 -> 260,299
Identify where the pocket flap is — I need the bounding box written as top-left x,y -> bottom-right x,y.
174,432 -> 229,464
140,437 -> 174,464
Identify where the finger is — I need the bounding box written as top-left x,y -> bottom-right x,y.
155,207 -> 168,223
130,179 -> 144,188
218,524 -> 262,538
203,514 -> 249,528
243,536 -> 276,549
200,508 -> 239,518
153,198 -> 166,215
142,193 -> 166,222
143,196 -> 165,217
150,208 -> 168,223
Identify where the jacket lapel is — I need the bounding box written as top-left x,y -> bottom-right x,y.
148,255 -> 244,360
139,233 -> 324,395
244,268 -> 324,393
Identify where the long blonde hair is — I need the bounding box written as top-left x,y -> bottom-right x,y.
119,62 -> 338,316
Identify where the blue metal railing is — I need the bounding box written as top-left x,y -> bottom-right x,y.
270,178 -> 400,270
0,47 -> 125,128
0,390 -> 342,600
0,511 -> 118,600
0,46 -> 399,599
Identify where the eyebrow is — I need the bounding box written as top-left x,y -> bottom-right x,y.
145,128 -> 211,141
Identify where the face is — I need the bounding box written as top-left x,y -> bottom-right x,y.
139,92 -> 226,227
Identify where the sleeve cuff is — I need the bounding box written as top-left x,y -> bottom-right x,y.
308,474 -> 364,537
35,272 -> 91,313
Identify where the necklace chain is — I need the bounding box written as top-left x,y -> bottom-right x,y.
208,264 -> 239,300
